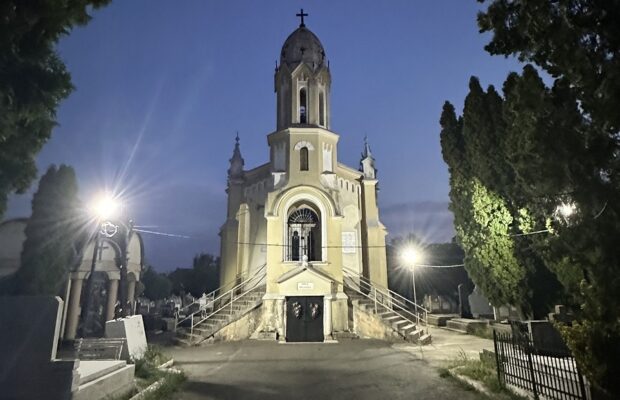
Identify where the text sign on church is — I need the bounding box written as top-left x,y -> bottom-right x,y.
298,282 -> 314,290
342,232 -> 356,253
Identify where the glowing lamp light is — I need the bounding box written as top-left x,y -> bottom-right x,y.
92,194 -> 120,220
401,247 -> 421,266
556,202 -> 576,219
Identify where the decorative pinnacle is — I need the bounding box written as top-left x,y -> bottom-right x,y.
296,8 -> 308,27
363,135 -> 373,159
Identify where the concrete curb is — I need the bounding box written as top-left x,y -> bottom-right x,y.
447,367 -> 493,397
127,358 -> 181,400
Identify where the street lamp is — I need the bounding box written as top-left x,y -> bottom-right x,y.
81,193 -> 134,336
401,247 -> 423,325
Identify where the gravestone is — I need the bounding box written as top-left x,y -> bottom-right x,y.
468,285 -> 493,318
0,296 -> 79,399
105,314 -> 148,361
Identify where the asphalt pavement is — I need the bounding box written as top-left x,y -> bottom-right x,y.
164,337 -> 486,400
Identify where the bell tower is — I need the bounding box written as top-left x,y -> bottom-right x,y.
275,9 -> 331,131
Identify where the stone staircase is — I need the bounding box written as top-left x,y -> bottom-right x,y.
345,288 -> 432,345
175,288 -> 265,346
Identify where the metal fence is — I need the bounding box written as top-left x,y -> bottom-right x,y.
493,330 -> 588,400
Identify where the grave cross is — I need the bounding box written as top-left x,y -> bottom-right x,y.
296,8 -> 308,27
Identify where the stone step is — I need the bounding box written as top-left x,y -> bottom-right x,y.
381,314 -> 402,322
391,319 -> 411,329
418,333 -> 432,345
400,323 -> 418,335
446,318 -> 488,334
427,314 -> 458,327
407,329 -> 423,342
333,331 -> 359,340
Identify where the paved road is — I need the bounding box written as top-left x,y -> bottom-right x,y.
164,339 -> 483,400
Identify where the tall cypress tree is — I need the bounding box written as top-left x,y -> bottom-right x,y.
12,165 -> 82,295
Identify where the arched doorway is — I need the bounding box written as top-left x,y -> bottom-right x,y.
78,271 -> 109,338
286,206 -> 321,261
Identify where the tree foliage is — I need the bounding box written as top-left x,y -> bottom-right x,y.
141,265 -> 172,301
0,0 -> 110,220
11,164 -> 81,295
440,76 -> 565,320
440,1 -> 620,396
168,253 -> 220,298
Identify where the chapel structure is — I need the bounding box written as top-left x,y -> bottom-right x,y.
219,11 -> 388,341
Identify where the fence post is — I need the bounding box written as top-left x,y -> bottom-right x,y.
493,330 -> 503,387
525,339 -> 539,400
576,365 -> 587,400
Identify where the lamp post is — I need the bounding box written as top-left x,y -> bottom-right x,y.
80,194 -> 134,336
401,247 -> 422,326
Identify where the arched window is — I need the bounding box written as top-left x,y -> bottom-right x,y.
299,87 -> 307,124
287,207 -> 321,261
319,91 -> 325,126
300,147 -> 309,171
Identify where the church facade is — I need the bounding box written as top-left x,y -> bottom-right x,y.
219,14 -> 388,341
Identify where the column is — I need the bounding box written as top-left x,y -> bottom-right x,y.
64,278 -> 83,340
323,296 -> 332,339
127,280 -> 136,315
105,279 -> 119,322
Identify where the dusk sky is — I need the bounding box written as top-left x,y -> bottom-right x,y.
5,1 -> 522,271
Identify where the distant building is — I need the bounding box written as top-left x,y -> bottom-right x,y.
219,14 -> 389,341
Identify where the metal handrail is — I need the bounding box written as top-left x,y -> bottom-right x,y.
342,267 -> 429,334
175,266 -> 263,318
176,264 -> 267,341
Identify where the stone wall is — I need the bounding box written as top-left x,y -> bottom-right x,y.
213,306 -> 264,342
351,300 -> 402,341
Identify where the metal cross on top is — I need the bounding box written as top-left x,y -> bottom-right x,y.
296,8 -> 308,27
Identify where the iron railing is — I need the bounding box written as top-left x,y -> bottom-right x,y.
175,264 -> 267,340
494,330 -> 588,400
342,267 -> 429,333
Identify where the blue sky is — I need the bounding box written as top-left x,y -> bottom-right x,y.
5,1 -> 522,271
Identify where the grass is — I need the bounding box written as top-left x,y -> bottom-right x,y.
115,345 -> 186,400
469,325 -> 494,340
442,350 -> 526,400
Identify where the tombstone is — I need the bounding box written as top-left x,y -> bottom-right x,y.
0,296 -> 79,399
468,285 -> 494,318
458,283 -> 473,318
105,314 -> 148,361
548,304 -> 574,324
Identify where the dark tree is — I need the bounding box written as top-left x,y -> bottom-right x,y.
141,265 -> 172,301
476,2 -> 620,397
0,0 -> 110,220
11,165 -> 81,295
168,253 -> 220,298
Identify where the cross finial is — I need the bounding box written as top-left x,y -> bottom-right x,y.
296,8 -> 308,27
235,131 -> 239,144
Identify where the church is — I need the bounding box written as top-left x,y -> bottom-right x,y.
218,11 -> 389,341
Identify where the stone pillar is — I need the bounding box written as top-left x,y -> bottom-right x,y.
127,280 -> 136,315
64,278 -> 83,340
323,296 -> 332,338
105,279 -> 119,322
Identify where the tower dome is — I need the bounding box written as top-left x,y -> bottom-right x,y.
275,10 -> 331,130
280,26 -> 326,70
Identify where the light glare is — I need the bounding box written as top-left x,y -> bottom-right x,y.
92,194 -> 119,220
401,247 -> 421,265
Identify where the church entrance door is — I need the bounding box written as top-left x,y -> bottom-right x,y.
286,296 -> 324,342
